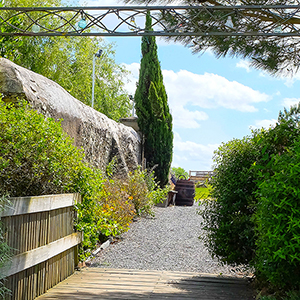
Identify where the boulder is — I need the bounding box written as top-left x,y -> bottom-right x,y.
0,58 -> 141,175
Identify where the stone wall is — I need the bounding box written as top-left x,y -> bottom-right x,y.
0,58 -> 141,175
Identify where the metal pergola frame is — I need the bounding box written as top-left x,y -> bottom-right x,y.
0,5 -> 300,37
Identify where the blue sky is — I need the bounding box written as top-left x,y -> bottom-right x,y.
79,0 -> 300,172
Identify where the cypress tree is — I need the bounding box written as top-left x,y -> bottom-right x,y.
134,11 -> 173,187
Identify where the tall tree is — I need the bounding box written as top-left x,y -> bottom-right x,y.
125,0 -> 300,76
135,12 -> 173,187
0,0 -> 131,121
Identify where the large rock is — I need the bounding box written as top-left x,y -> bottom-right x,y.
0,58 -> 141,175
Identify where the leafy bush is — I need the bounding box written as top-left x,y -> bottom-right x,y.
123,168 -> 168,217
0,100 -> 168,261
0,100 -> 114,259
72,165 -> 107,256
100,178 -> 135,237
199,136 -> 260,266
124,168 -> 154,216
0,100 -> 85,197
250,106 -> 300,290
254,138 -> 300,289
199,104 -> 300,296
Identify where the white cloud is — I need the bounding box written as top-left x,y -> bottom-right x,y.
236,60 -> 251,73
258,69 -> 300,88
172,109 -> 208,129
258,71 -> 267,78
250,119 -> 277,130
121,62 -> 140,95
283,76 -> 296,88
172,132 -> 219,171
282,97 -> 300,108
163,69 -> 270,113
123,63 -> 209,128
122,63 -> 271,129
236,60 -> 300,88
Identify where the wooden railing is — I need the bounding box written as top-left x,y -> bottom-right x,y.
189,170 -> 214,182
0,193 -> 82,300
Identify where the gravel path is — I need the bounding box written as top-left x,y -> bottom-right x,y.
89,203 -> 250,276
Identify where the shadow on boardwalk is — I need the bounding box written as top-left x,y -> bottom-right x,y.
37,268 -> 255,300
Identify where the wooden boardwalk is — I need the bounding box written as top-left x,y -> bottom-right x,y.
36,268 -> 255,300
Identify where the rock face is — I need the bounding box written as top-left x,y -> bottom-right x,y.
0,58 -> 141,175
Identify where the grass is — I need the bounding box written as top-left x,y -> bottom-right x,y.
195,185 -> 211,201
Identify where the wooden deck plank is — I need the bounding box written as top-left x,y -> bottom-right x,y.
37,268 -> 255,300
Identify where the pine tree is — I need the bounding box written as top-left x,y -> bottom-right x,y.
134,11 -> 173,187
126,0 -> 300,76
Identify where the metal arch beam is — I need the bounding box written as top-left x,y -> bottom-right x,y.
0,5 -> 300,37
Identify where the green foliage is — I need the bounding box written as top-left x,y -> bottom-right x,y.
0,99 -> 98,258
124,168 -> 168,216
125,169 -> 152,216
77,167 -> 168,255
254,138 -> 300,289
134,12 -> 173,187
194,186 -> 211,200
1,0 -> 131,121
171,167 -> 188,179
0,100 -> 168,261
101,179 -> 136,236
199,136 -> 260,266
249,104 -> 300,289
0,100 -> 85,197
0,100 -> 114,259
198,103 -> 300,295
0,0 -> 23,60
72,166 -> 107,257
125,0 -> 298,76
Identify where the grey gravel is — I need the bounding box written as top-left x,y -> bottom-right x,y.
90,203 -> 251,276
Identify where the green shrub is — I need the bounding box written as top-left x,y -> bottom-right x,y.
0,100 -> 85,197
254,138 -> 300,289
72,165 -> 107,257
199,104 -> 300,268
0,100 -> 169,261
0,100 -> 112,259
197,103 -> 300,296
250,105 -> 300,290
199,136 -> 260,266
124,168 -> 168,217
101,178 -> 136,236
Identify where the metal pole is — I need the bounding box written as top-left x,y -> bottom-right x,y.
129,95 -> 135,117
91,54 -> 96,108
